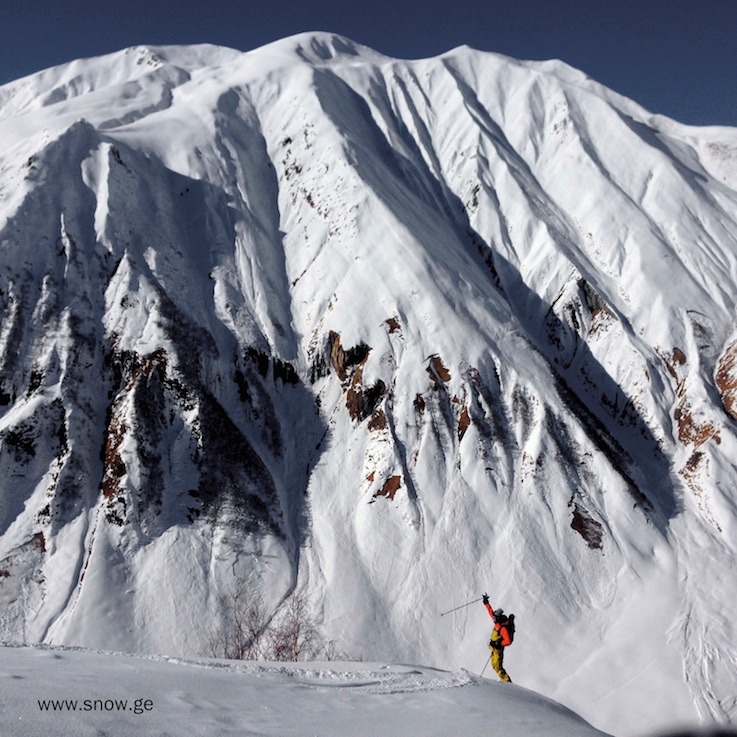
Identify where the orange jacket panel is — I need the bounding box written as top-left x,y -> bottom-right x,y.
485,602 -> 512,646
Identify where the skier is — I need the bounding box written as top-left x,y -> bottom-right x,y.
483,593 -> 513,682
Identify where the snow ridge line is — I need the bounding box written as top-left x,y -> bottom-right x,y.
1,641 -> 477,694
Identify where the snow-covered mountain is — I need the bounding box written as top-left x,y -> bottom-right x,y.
1,31 -> 737,736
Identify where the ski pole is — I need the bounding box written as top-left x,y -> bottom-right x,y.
480,656 -> 490,677
440,597 -> 483,617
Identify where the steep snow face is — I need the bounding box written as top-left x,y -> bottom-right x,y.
1,32 -> 737,736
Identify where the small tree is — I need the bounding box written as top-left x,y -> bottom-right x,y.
205,578 -> 266,660
204,579 -> 358,662
265,589 -> 320,662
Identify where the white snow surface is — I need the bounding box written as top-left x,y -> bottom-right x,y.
0,32 -> 737,737
1,643 -> 615,737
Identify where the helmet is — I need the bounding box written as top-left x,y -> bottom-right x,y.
494,608 -> 505,622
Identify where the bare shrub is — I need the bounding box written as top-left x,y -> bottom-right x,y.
264,588 -> 320,662
205,578 -> 359,663
205,578 -> 266,660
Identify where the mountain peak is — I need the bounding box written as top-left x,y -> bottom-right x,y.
278,31 -> 388,64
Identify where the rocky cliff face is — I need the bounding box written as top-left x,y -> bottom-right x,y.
1,33 -> 737,735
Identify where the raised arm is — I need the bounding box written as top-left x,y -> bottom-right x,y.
482,593 -> 495,619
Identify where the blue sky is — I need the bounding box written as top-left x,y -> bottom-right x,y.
3,0 -> 736,127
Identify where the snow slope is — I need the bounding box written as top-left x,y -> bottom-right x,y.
1,32 -> 737,736
1,643 -> 613,737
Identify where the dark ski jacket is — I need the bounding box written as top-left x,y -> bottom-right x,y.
485,602 -> 513,647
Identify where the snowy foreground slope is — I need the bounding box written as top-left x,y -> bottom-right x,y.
1,644 -> 614,737
1,32 -> 737,736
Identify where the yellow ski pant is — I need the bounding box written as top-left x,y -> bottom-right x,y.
490,646 -> 511,682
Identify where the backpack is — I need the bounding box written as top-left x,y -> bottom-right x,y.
490,613 -> 515,647
505,613 -> 515,644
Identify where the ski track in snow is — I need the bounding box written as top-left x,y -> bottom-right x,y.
72,643 -> 479,695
